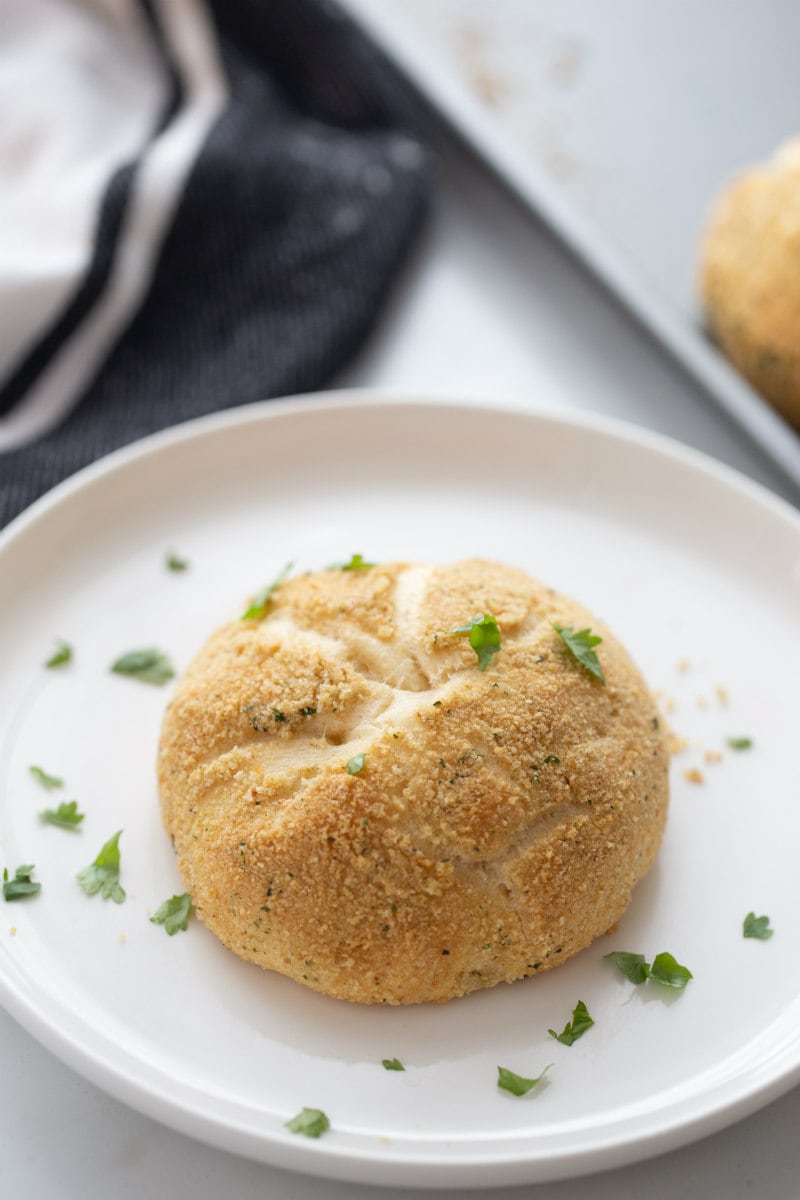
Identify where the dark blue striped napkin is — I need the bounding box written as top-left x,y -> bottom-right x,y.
0,0 -> 431,526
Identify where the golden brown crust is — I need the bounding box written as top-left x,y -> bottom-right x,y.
158,559 -> 669,1004
700,137 -> 800,428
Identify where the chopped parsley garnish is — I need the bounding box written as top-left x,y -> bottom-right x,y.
447,613 -> 501,671
382,1058 -> 405,1071
271,707 -> 287,723
244,705 -> 265,731
604,951 -> 650,984
648,952 -> 693,989
285,1107 -> 330,1138
3,864 -> 41,901
497,1064 -> 550,1097
40,800 -> 84,831
166,552 -> 189,572
605,949 -> 692,990
151,893 -> 193,934
346,753 -> 366,775
548,999 -> 594,1046
44,639 -> 72,669
29,765 -> 64,790
298,707 -> 317,717
543,754 -> 560,765
743,912 -> 773,940
329,553 -> 375,571
726,736 -> 753,751
551,623 -> 605,683
111,648 -> 175,686
76,831 -> 125,903
241,561 -> 293,620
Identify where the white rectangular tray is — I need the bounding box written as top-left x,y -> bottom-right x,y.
341,0 -> 800,496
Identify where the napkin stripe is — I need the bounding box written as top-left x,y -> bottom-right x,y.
141,0 -> 185,139
0,164 -> 137,422
0,0 -> 227,454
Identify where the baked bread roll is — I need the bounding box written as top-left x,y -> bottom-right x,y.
158,559 -> 668,1004
701,136 -> 800,429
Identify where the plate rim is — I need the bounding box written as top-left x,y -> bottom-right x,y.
2,389 -> 798,550
2,389 -> 800,1187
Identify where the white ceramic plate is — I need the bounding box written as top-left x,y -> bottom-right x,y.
1,394 -> 799,1188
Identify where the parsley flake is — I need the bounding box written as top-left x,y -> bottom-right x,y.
40,800 -> 84,831
151,893 -> 193,935
497,1064 -> 551,1097
604,951 -> 651,984
76,831 -> 125,903
743,911 -> 773,940
346,753 -> 366,775
45,639 -> 72,669
447,613 -> 501,671
271,707 -> 287,723
298,707 -> 317,717
726,736 -> 753,751
29,765 -> 64,790
3,864 -> 41,901
548,999 -> 594,1046
648,952 -> 693,989
552,623 -> 605,683
166,552 -> 189,572
111,648 -> 175,686
241,561 -> 293,620
285,1107 -> 330,1138
606,949 -> 692,989
382,1058 -> 405,1071
328,553 -> 375,571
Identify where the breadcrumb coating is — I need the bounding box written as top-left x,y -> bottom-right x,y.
158,559 -> 668,1004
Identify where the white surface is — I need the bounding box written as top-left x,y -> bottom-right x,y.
2,62 -> 800,1200
340,0 -> 800,492
1,396 -> 800,1191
